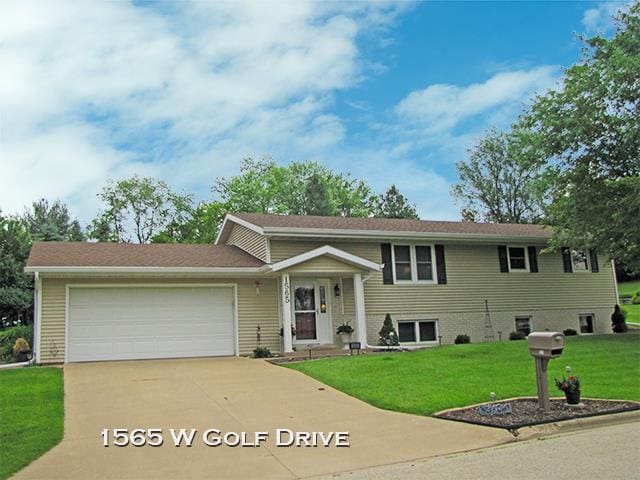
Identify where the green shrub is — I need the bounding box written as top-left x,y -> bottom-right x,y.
454,334 -> 470,344
378,313 -> 399,346
253,347 -> 272,358
12,338 -> 31,362
632,291 -> 640,304
563,329 -> 578,336
0,325 -> 33,363
611,304 -> 628,333
509,331 -> 526,341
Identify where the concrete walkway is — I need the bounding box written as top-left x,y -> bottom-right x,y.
310,421 -> 640,480
14,357 -> 511,479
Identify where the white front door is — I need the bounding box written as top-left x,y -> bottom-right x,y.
292,279 -> 332,344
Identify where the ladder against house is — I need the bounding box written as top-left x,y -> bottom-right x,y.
484,299 -> 495,342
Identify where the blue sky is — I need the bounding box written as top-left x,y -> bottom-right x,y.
0,1 -> 625,223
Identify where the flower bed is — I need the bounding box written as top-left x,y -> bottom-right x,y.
435,398 -> 640,430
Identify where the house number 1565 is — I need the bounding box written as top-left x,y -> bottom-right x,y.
101,428 -> 163,447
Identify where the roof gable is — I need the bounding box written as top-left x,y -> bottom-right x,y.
270,245 -> 381,272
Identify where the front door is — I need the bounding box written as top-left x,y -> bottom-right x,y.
292,280 -> 331,344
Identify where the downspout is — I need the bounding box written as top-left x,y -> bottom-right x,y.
30,272 -> 40,365
611,259 -> 619,305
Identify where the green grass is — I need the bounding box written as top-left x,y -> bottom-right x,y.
0,367 -> 64,479
619,281 -> 640,324
286,334 -> 640,416
618,280 -> 640,297
622,304 -> 640,324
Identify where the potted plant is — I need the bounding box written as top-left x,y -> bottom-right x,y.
554,366 -> 581,405
336,322 -> 354,349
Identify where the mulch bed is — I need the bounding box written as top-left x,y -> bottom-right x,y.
435,398 -> 640,430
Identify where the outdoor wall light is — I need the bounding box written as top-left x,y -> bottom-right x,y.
334,283 -> 341,297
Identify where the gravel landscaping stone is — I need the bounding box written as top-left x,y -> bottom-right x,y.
435,398 -> 640,430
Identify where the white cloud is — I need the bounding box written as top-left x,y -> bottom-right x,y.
0,0 -> 405,221
394,66 -> 559,135
582,2 -> 629,33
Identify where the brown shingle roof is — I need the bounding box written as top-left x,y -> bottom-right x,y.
27,242 -> 265,268
233,213 -> 552,238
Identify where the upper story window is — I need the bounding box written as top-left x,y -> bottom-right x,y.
571,250 -> 590,272
507,246 -> 529,272
393,245 -> 412,281
392,244 -> 436,283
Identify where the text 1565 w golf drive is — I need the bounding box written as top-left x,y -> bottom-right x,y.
101,428 -> 350,447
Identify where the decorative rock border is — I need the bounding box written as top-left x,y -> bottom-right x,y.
435,397 -> 640,432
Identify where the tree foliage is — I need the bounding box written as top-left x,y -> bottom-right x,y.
22,199 -> 84,241
375,184 -> 419,219
214,158 -> 377,218
0,213 -> 33,325
89,176 -> 193,243
521,3 -> 640,270
452,127 -> 546,223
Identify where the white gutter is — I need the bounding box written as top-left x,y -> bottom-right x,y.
24,265 -> 270,274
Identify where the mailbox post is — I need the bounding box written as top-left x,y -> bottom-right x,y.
528,332 -> 565,411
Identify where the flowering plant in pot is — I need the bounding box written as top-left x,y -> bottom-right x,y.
554,366 -> 581,404
336,322 -> 354,349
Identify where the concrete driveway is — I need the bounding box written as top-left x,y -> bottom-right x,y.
14,358 -> 511,479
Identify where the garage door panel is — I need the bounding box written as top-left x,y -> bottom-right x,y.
68,287 -> 235,362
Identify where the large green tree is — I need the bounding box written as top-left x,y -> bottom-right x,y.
90,176 -> 193,243
22,199 -> 84,241
375,184 -> 419,219
0,213 -> 33,326
522,3 -> 640,270
452,127 -> 547,223
214,158 -> 377,218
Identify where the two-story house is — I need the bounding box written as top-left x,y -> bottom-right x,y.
26,213 -> 618,363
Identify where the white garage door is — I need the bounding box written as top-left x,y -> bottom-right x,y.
68,286 -> 235,362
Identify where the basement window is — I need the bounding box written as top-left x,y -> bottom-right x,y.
397,320 -> 438,343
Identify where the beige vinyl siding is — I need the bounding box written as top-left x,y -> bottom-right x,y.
284,256 -> 364,274
225,223 -> 268,261
38,276 -> 279,363
270,240 -> 617,315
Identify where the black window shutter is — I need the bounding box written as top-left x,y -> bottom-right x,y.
381,243 -> 393,284
528,246 -> 539,273
435,244 -> 447,284
498,246 -> 509,272
589,249 -> 599,273
562,247 -> 573,273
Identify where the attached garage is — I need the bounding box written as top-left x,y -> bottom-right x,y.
67,286 -> 236,362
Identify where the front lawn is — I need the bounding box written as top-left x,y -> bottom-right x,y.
618,280 -> 640,297
619,281 -> 640,324
286,333 -> 640,416
0,367 -> 64,479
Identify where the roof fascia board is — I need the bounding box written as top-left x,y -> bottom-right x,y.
215,214 -> 265,245
263,228 -> 550,244
270,245 -> 382,272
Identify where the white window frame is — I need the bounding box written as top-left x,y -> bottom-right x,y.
514,316 -> 533,337
571,250 -> 591,273
396,319 -> 439,344
391,244 -> 437,284
578,313 -> 595,334
507,245 -> 530,273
